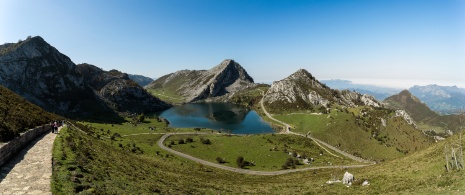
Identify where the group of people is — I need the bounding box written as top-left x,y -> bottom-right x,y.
51,120 -> 63,134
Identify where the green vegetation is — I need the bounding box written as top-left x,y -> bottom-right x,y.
273,106 -> 433,162
384,90 -> 465,134
166,134 -> 357,171
0,85 -> 61,142
229,84 -> 270,107
147,88 -> 185,104
52,118 -> 465,194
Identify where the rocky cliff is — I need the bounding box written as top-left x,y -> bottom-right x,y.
146,59 -> 256,102
263,69 -> 380,111
76,64 -> 170,114
0,36 -> 110,117
0,36 -> 169,119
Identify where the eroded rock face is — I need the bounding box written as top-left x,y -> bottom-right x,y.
395,110 -> 417,128
147,59 -> 256,102
0,36 -> 100,115
0,36 -> 169,117
76,64 -> 170,114
263,69 -> 381,110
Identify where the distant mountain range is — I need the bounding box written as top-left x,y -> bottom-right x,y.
384,90 -> 464,133
322,79 -> 465,115
409,85 -> 465,115
321,79 -> 402,101
128,74 -> 154,87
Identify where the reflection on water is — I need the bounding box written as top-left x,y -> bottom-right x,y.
159,103 -> 275,134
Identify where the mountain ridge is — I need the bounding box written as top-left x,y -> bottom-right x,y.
0,36 -> 170,120
146,59 -> 256,103
263,69 -> 380,112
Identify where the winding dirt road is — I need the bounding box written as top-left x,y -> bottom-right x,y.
259,91 -> 374,164
157,133 -> 371,175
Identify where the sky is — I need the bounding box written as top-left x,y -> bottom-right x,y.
1,0 -> 464,89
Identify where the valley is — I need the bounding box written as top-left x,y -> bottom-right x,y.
0,36 -> 464,194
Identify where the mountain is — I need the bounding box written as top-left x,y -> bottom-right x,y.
383,90 -> 439,122
0,36 -> 111,118
321,79 -> 401,101
0,36 -> 169,119
263,69 -> 380,111
146,59 -> 256,103
76,64 -> 170,114
0,85 -> 60,141
384,90 -> 465,134
409,84 -> 465,115
128,74 -> 154,87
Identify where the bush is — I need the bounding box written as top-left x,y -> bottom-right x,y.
216,157 -> 225,164
236,156 -> 245,168
178,139 -> 185,144
185,137 -> 194,143
200,138 -> 211,145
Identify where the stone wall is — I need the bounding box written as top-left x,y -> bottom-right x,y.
0,125 -> 51,167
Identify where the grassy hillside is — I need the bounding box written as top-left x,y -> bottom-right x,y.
384,90 -> 439,122
52,119 -> 464,194
273,106 -> 433,162
384,90 -> 465,134
0,85 -> 60,142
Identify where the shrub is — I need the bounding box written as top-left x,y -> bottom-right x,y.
200,138 -> 211,145
216,157 -> 225,164
185,137 -> 194,143
178,139 -> 185,144
236,156 -> 245,168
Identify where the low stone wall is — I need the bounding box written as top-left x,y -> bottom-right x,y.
0,125 -> 51,167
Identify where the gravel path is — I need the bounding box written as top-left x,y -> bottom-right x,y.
0,130 -> 58,195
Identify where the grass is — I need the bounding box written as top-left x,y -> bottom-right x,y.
78,116 -> 202,136
165,134 -> 358,171
147,88 -> 185,104
0,85 -> 61,142
51,119 -> 465,194
272,107 -> 433,162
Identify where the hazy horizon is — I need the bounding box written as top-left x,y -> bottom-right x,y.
1,0 -> 464,89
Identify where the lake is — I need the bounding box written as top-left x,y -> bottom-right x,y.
159,103 -> 275,134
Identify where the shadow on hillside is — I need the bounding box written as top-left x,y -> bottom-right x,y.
0,131 -> 50,183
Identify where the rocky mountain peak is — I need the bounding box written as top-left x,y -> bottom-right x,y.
0,36 -> 170,119
208,59 -> 254,83
264,68 -> 381,111
146,59 -> 256,103
289,69 -> 314,80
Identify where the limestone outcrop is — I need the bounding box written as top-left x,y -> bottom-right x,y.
263,69 -> 381,111
146,59 -> 256,102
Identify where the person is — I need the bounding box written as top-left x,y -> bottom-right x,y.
54,121 -> 58,134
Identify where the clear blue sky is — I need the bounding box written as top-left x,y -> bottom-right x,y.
1,0 -> 464,88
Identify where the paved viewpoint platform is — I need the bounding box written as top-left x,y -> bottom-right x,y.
0,131 -> 56,194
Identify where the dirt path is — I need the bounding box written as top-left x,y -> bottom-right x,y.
259,91 -> 374,164
0,129 -> 59,194
157,133 -> 371,175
